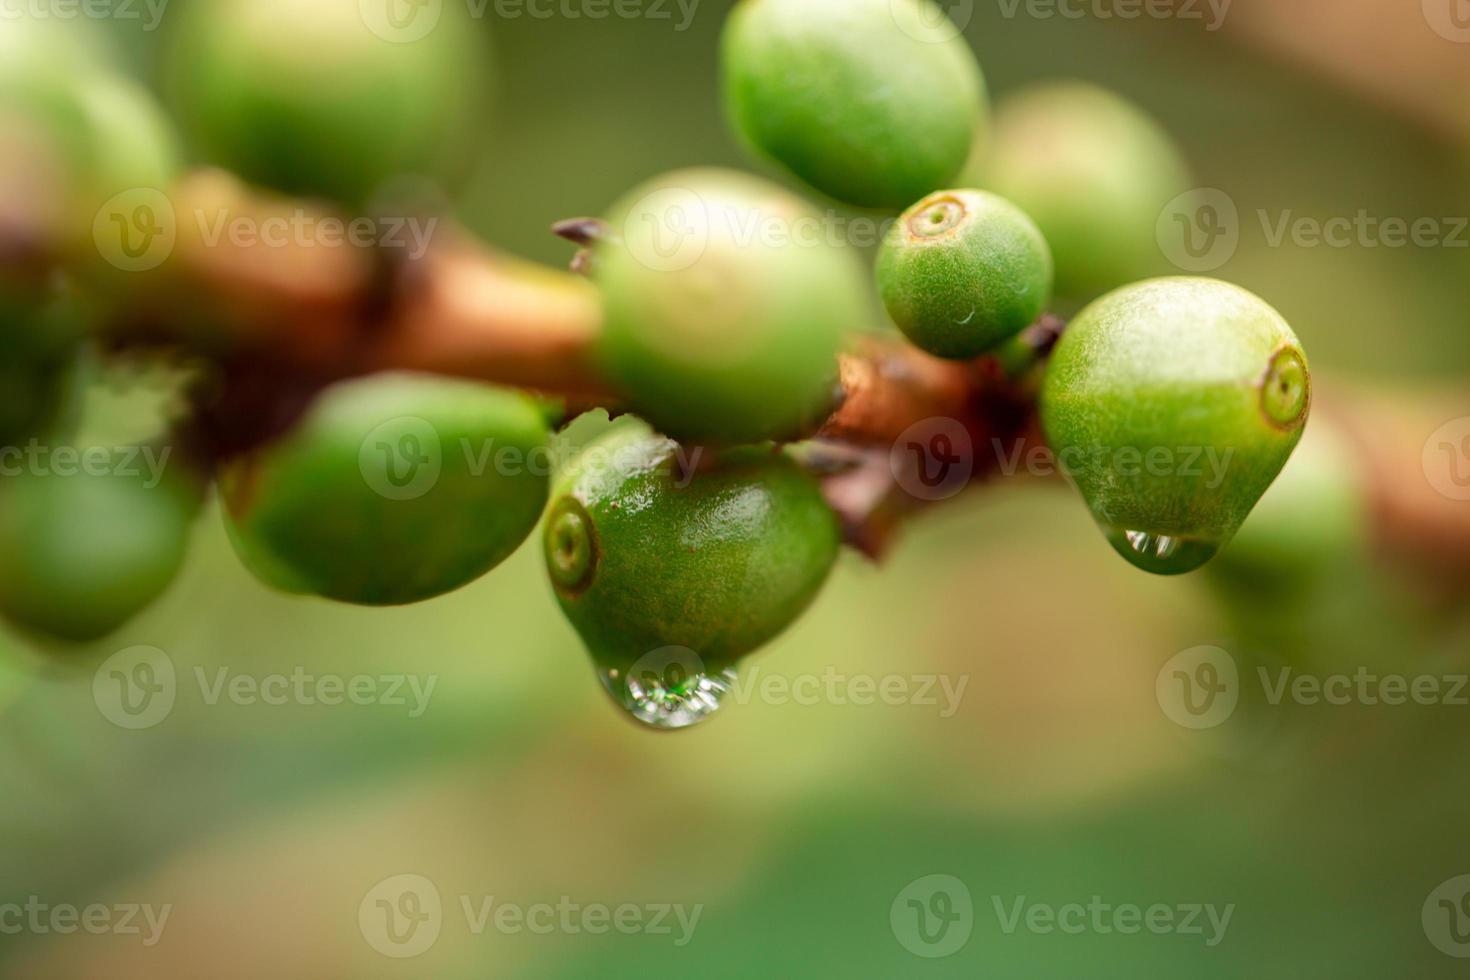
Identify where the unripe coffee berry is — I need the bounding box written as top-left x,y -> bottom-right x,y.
220,374 -> 550,606
597,168 -> 865,444
544,421 -> 840,728
0,462 -> 199,643
877,189 -> 1053,359
164,0 -> 489,205
722,0 -> 986,210
971,82 -> 1190,302
1040,277 -> 1310,575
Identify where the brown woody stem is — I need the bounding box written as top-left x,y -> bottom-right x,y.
109,171 -> 1470,573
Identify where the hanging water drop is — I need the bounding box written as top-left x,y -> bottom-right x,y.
597,648 -> 738,731
1105,526 -> 1222,576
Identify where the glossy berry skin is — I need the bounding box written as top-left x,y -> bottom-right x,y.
0,463 -> 199,643
220,374 -> 550,606
164,0 -> 488,205
1040,278 -> 1310,575
543,421 -> 841,676
877,189 -> 1053,359
971,83 -> 1190,302
597,168 -> 865,445
722,0 -> 986,210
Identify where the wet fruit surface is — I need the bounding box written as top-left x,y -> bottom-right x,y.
1040,277 -> 1310,575
544,421 -> 841,727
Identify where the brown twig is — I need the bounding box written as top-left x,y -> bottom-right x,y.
108,171 -> 1470,570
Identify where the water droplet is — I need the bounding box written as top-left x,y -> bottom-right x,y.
597,650 -> 737,731
1105,526 -> 1222,576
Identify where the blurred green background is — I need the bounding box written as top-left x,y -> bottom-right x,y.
3,1 -> 1469,976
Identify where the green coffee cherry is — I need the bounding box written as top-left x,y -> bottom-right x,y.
1210,416 -> 1366,593
971,82 -> 1190,302
597,168 -> 865,444
0,55 -> 92,268
876,189 -> 1053,359
164,0 -> 489,204
220,373 -> 550,606
0,65 -> 179,279
0,463 -> 198,643
722,0 -> 986,210
1040,278 -> 1310,575
75,75 -> 181,206
544,421 -> 840,729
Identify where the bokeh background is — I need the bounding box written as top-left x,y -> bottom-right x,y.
3,0 -> 1470,976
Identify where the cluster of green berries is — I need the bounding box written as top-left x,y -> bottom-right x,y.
0,0 -> 1313,729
